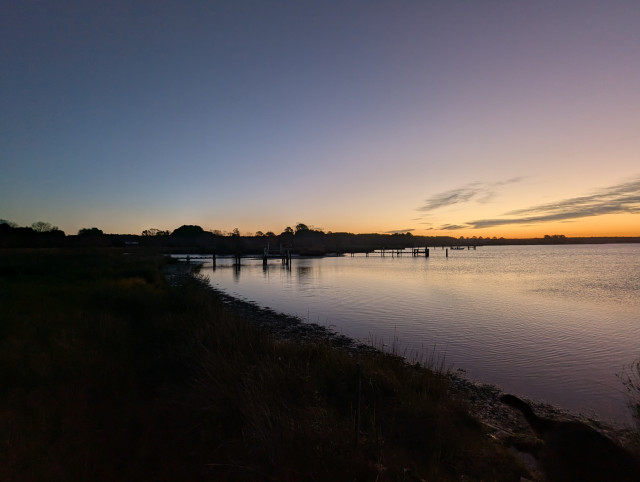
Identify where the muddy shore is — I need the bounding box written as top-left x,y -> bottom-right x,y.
166,263 -> 638,461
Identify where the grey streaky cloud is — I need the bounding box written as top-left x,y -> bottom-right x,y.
417,177 -> 524,212
465,177 -> 640,229
385,228 -> 415,234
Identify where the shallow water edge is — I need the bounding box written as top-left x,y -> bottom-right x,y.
168,261 -> 638,448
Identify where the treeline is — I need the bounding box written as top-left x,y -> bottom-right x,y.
1,220 -> 638,252
0,220 -> 455,253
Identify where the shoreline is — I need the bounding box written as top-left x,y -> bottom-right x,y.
166,262 -> 638,450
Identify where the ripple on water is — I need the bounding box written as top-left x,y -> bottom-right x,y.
205,245 -> 640,422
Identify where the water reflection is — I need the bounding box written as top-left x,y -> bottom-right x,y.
296,265 -> 312,278
204,245 -> 640,422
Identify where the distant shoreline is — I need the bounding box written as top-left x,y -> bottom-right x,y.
2,220 -> 639,252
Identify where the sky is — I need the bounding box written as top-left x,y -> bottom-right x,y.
2,0 -> 639,238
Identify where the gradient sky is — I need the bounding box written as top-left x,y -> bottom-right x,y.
2,0 -> 639,237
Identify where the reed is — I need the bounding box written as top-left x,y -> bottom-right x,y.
0,248 -> 523,480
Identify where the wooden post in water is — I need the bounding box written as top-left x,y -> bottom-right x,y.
212,253 -> 216,269
425,248 -> 429,257
446,248 -> 448,258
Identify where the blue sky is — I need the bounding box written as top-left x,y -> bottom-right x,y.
2,1 -> 639,236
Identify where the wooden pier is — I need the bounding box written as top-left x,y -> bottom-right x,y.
263,246 -> 292,266
375,248 -> 430,257
181,243 -> 477,269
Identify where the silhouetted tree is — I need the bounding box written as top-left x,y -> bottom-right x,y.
171,225 -> 205,236
231,228 -> 240,237
543,234 -> 568,244
31,221 -> 58,233
282,226 -> 294,235
0,219 -> 18,228
255,231 -> 265,237
78,227 -> 104,236
295,223 -> 309,233
141,228 -> 169,236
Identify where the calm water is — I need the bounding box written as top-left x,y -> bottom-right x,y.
196,244 -> 640,423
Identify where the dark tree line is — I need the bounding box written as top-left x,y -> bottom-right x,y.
2,220 -> 638,251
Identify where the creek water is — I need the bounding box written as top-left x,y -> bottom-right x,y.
193,244 -> 640,424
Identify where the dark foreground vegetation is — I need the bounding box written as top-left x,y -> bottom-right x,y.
0,248 -> 532,481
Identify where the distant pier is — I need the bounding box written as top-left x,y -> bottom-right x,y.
368,248 -> 430,257
177,244 -> 477,268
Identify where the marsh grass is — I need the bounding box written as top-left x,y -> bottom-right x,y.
0,249 -> 523,480
619,361 -> 640,447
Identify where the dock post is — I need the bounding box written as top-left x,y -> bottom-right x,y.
446,248 -> 448,258
212,253 -> 216,269
425,248 -> 429,257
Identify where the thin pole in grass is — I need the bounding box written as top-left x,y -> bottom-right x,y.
355,363 -> 362,447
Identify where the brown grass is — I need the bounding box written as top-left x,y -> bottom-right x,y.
0,248 -> 524,481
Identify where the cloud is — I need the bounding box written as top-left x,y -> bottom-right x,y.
385,228 -> 415,234
439,224 -> 469,230
465,177 -> 640,229
417,177 -> 524,212
417,185 -> 481,211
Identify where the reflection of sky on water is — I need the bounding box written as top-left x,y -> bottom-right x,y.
202,245 -> 640,423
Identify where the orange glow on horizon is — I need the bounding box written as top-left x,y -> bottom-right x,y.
368,213 -> 640,239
